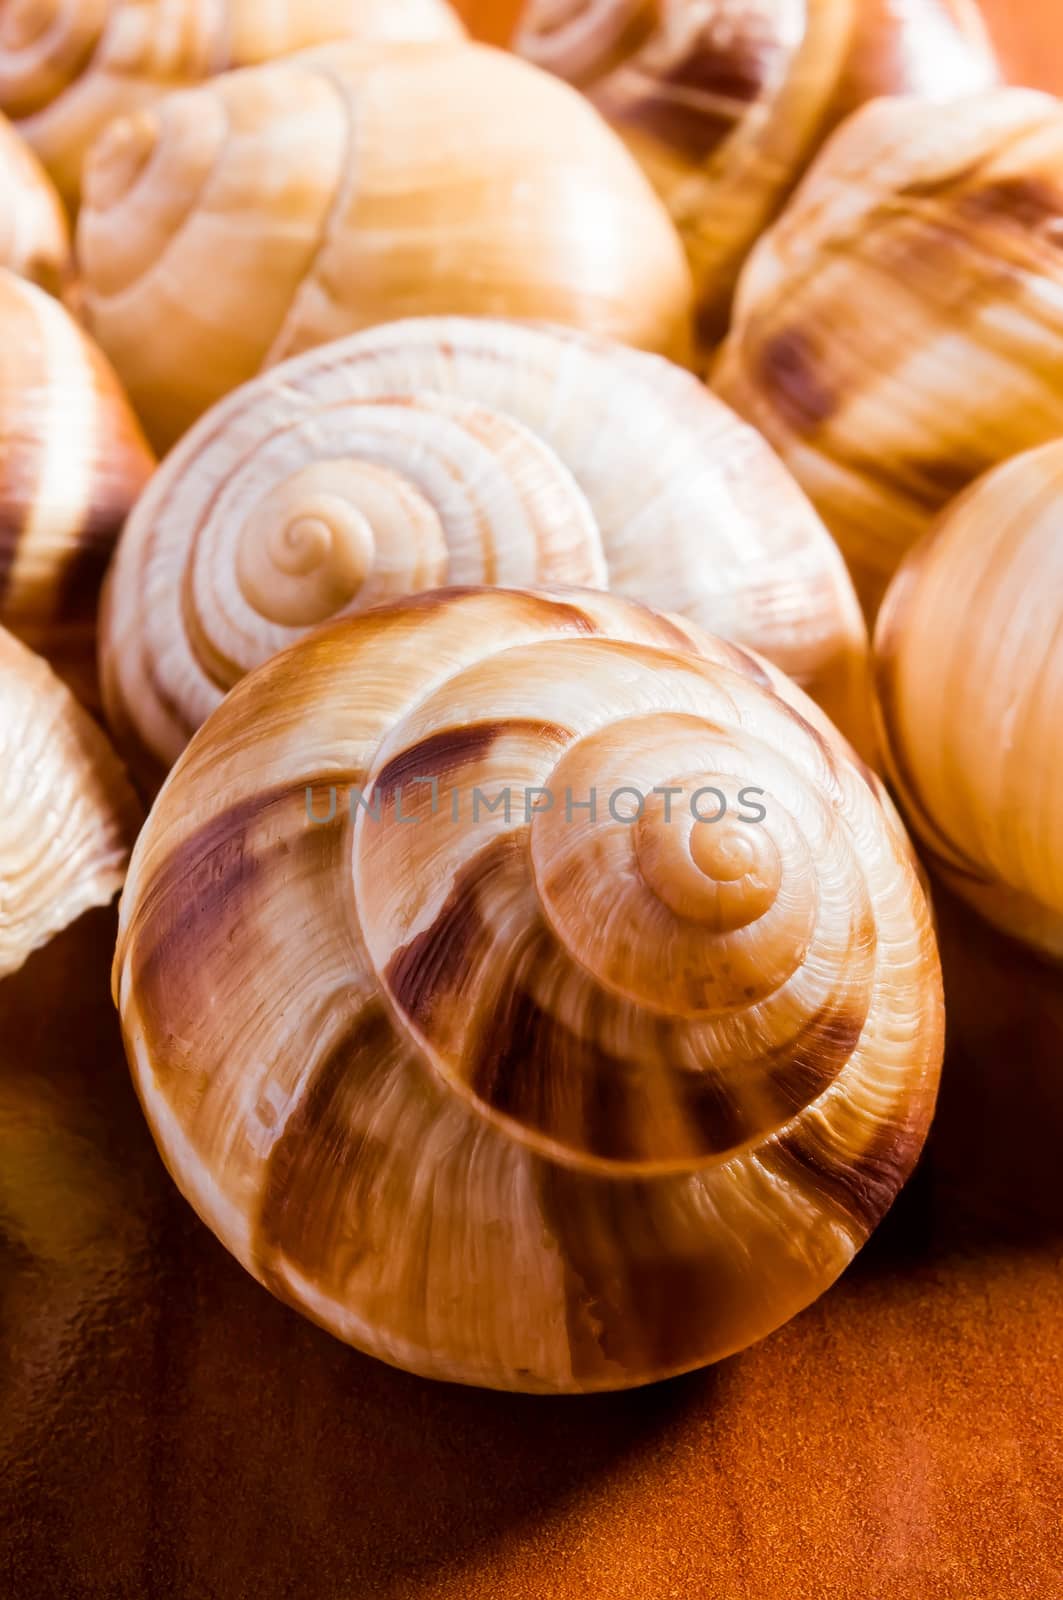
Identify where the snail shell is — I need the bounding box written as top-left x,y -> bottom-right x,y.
0,0 -> 466,209
76,39 -> 694,452
513,0 -> 998,350
875,441 -> 1063,962
0,625 -> 140,980
0,267 -> 155,706
714,87 -> 1063,617
98,315 -> 870,790
113,585 -> 943,1392
0,109 -> 70,293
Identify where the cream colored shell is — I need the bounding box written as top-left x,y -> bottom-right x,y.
0,267 -> 154,707
513,0 -> 997,351
0,0 -> 466,209
875,441 -> 1063,962
0,109 -> 70,292
714,88 -> 1063,617
0,625 -> 140,979
98,316 -> 870,789
76,40 -> 694,451
113,585 -> 943,1392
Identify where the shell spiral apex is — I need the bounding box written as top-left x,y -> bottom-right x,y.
875,440 -> 1063,962
75,39 -> 693,451
0,0 -> 466,208
98,315 -> 870,790
0,625 -> 141,980
0,267 -> 155,708
513,0 -> 998,354
714,87 -> 1063,617
114,585 -> 942,1392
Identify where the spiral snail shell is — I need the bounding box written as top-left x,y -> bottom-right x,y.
113,585 -> 942,1391
0,265 -> 156,704
875,441 -> 1063,962
0,267 -> 154,706
0,0 -> 466,210
0,109 -> 69,292
76,39 -> 693,452
714,87 -> 1063,617
98,316 -> 870,790
0,625 -> 140,980
513,0 -> 998,350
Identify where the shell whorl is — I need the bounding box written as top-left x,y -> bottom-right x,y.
0,108 -> 70,293
0,268 -> 154,707
513,0 -> 998,351
0,625 -> 141,979
875,441 -> 1063,962
714,88 -> 1063,618
114,586 -> 942,1392
0,0 -> 466,208
99,316 -> 869,790
354,641 -> 878,1171
76,40 -> 694,450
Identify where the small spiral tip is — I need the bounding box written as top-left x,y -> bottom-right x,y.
0,0 -> 52,50
634,780 -> 782,934
82,111 -> 160,212
276,516 -> 337,576
237,470 -> 377,628
689,821 -> 757,884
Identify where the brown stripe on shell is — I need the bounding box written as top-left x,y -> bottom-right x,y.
471,976 -> 851,1166
767,1105 -> 930,1240
388,842 -> 838,1166
373,719 -> 570,802
890,452 -> 981,506
253,1001 -> 398,1298
385,833 -> 521,1039
52,495 -> 131,624
954,174 -> 1063,234
0,501 -> 24,608
386,837 -> 726,1164
384,835 -> 660,1164
670,1064 -> 750,1156
761,995 -> 870,1114
127,777 -> 345,1030
753,327 -> 838,432
532,1166 -> 734,1381
836,447 -> 985,518
607,21 -> 782,164
470,966 -> 654,1164
386,846 -> 664,1164
536,1080 -> 934,1383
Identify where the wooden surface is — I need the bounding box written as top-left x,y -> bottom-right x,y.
4,7 -> 1063,1599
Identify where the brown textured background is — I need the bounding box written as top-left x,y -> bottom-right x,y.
3,6 -> 1063,1598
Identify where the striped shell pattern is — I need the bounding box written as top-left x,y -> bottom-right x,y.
0,0 -> 466,207
114,586 -> 943,1391
99,316 -> 869,789
0,268 -> 154,706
